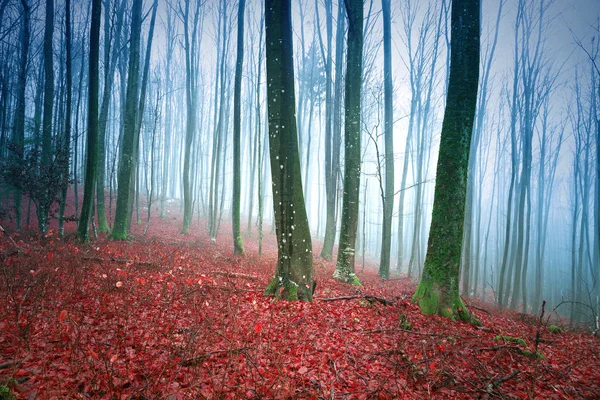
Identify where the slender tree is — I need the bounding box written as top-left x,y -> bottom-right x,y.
78,0 -> 102,242
10,0 -> 30,231
97,0 -> 127,233
378,0 -> 394,280
180,0 -> 203,234
38,0 -> 55,233
112,0 -> 143,240
263,0 -> 313,301
58,0 -> 73,236
332,0 -> 363,285
412,0 -> 480,322
232,0 -> 246,254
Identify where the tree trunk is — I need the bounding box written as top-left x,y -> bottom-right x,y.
262,0 -> 313,301
58,0 -> 73,236
377,0 -> 394,280
11,0 -> 30,231
332,0 -> 363,285
78,0 -> 101,242
412,0 -> 480,322
38,0 -> 55,233
232,0 -> 246,254
112,0 -> 142,240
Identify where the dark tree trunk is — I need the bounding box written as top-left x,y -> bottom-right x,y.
262,0 -> 313,301
38,0 -> 55,233
78,0 -> 101,242
58,0 -> 73,236
112,0 -> 142,240
11,0 -> 30,231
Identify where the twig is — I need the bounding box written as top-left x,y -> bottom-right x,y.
487,370 -> 521,392
180,347 -> 250,367
208,271 -> 258,280
531,300 -> 546,397
317,295 -> 361,301
462,297 -> 492,315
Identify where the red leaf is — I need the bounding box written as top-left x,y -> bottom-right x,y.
88,346 -> 99,360
58,309 -> 68,323
254,323 -> 263,334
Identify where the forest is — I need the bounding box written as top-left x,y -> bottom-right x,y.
0,0 -> 599,398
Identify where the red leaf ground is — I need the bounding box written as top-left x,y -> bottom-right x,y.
0,203 -> 599,399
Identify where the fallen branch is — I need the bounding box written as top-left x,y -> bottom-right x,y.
487,370 -> 520,393
82,256 -> 161,269
461,298 -> 492,315
208,271 -> 258,281
316,294 -> 395,306
181,347 -> 250,367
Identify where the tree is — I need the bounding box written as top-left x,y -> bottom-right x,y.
97,0 -> 127,233
78,0 -> 101,242
38,0 -> 55,233
232,0 -> 246,254
262,0 -> 313,301
179,0 -> 203,234
10,0 -> 30,231
378,0 -> 394,280
412,0 -> 480,322
58,0 -> 74,236
112,0 -> 143,240
462,0 -> 503,296
332,0 -> 363,285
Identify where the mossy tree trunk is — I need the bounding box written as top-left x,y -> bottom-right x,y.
412,0 -> 480,322
78,0 -> 101,242
378,0 -> 394,280
112,0 -> 142,240
332,0 -> 363,286
263,0 -> 313,302
232,0 -> 245,254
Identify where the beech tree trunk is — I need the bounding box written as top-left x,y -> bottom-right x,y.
232,0 -> 246,254
78,0 -> 101,242
412,0 -> 480,322
377,0 -> 394,280
262,0 -> 313,301
333,0 -> 363,285
38,0 -> 55,233
112,0 -> 142,240
11,0 -> 30,231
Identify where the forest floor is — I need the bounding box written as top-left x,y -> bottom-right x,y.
0,199 -> 599,399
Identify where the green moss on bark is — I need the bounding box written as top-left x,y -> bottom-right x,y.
413,275 -> 479,325
263,276 -> 309,301
494,335 -> 527,346
332,270 -> 362,286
